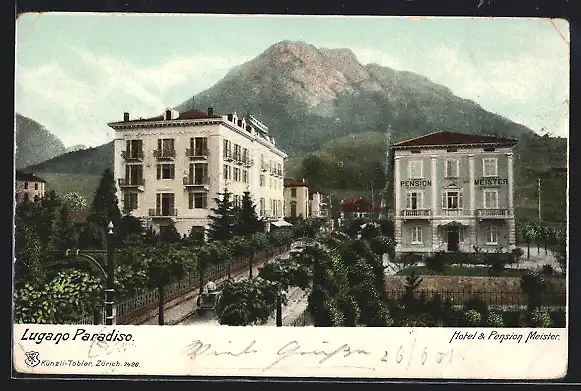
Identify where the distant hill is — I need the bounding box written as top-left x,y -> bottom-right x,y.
65,144 -> 87,153
177,40 -> 536,157
15,113 -> 66,168
286,132 -> 567,226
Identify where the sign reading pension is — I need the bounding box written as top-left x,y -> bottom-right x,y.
401,180 -> 432,187
475,178 -> 508,186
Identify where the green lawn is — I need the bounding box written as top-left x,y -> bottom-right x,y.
396,265 -> 529,278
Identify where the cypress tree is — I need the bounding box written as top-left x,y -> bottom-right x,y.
87,168 -> 122,242
235,191 -> 262,237
207,188 -> 236,242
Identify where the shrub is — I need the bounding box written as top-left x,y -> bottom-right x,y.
511,247 -> 524,263
528,308 -> 553,328
462,309 -> 482,327
520,272 -> 547,311
398,252 -> 423,265
463,295 -> 489,318
425,251 -> 447,272
397,313 -> 436,327
485,312 -> 505,327
542,264 -> 554,276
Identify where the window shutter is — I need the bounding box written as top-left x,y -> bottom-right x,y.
458,190 -> 464,209
188,192 -> 193,209
442,191 -> 447,208
157,164 -> 161,180
418,192 -> 423,208
125,165 -> 130,182
418,227 -> 422,242
156,193 -> 161,212
126,140 -> 131,152
158,139 -> 162,151
170,165 -> 175,179
202,194 -> 207,209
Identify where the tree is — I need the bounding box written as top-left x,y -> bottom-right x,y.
47,205 -> 77,253
216,278 -> 280,326
62,192 -> 88,212
234,191 -> 262,237
119,213 -> 144,242
87,168 -> 122,244
159,222 -> 181,244
14,216 -> 44,287
35,190 -> 62,250
207,188 -> 236,242
520,222 -> 536,260
144,245 -> 196,325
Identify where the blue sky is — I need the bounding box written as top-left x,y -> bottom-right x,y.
15,14 -> 569,147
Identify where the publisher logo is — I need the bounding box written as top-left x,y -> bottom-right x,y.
24,351 -> 40,368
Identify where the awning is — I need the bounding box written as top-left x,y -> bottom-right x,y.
271,220 -> 293,227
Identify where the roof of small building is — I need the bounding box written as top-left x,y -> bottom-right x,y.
15,170 -> 46,183
70,211 -> 90,225
284,178 -> 309,188
393,131 -> 518,148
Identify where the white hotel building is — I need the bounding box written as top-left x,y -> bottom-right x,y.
108,108 -> 287,238
392,131 -> 518,257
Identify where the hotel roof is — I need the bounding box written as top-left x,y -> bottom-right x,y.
393,131 -> 518,148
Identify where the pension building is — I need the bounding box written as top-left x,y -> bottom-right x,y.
392,131 -> 518,256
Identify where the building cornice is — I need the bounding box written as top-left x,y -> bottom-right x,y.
109,117 -> 287,159
392,142 -> 517,150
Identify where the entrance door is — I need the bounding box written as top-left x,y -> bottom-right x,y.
447,226 -> 460,251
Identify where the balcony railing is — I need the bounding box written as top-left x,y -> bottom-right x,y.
118,178 -> 145,188
223,151 -> 234,161
477,208 -> 509,218
183,176 -> 210,187
148,208 -> 178,217
243,158 -> 253,167
121,150 -> 144,161
261,163 -> 269,172
185,148 -> 209,158
153,149 -> 176,159
401,209 -> 432,218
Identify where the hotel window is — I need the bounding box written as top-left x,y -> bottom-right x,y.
278,200 -> 282,217
126,164 -> 144,184
291,188 -> 297,198
156,193 -> 175,216
486,226 -> 499,244
260,174 -> 265,187
233,194 -> 240,208
442,189 -> 463,209
34,183 -> 39,190
483,158 -> 498,177
24,182 -> 28,189
158,138 -> 175,153
234,167 -> 241,182
405,191 -> 424,210
483,189 -> 499,209
260,198 -> 265,216
157,163 -> 175,180
445,159 -> 460,178
270,178 -> 273,188
408,160 -> 423,179
223,165 -> 232,181
242,170 -> 248,183
126,139 -> 143,157
223,140 -> 232,159
188,192 -> 208,209
411,226 -> 423,244
190,137 -> 208,156
242,148 -> 249,163
123,192 -> 138,211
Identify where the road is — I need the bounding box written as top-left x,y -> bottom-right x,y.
140,252 -> 288,326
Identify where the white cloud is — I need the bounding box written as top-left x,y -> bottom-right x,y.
15,47 -> 251,146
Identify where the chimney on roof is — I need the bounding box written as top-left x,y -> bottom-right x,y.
208,107 -> 214,117
123,112 -> 129,122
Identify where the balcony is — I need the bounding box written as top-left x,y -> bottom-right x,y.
223,151 -> 234,162
153,149 -> 176,160
261,163 -> 269,172
233,154 -> 244,165
148,208 -> 178,218
118,178 -> 145,191
185,148 -> 209,159
183,176 -> 210,189
477,208 -> 509,219
401,209 -> 432,219
121,150 -> 144,161
243,158 -> 253,168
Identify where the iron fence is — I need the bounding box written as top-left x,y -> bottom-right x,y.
72,247 -> 284,325
385,289 -> 566,311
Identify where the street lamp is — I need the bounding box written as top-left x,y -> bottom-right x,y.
276,289 -> 287,327
105,221 -> 115,326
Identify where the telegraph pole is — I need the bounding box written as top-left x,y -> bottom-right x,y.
538,178 -> 542,221
105,221 -> 116,326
